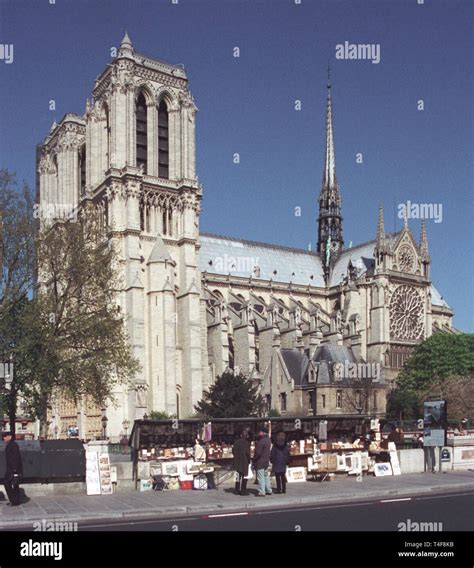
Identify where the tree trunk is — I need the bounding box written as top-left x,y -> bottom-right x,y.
7,391 -> 16,439
38,396 -> 49,439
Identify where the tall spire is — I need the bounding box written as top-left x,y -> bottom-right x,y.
317,67 -> 343,281
323,64 -> 337,190
420,220 -> 430,262
376,203 -> 386,249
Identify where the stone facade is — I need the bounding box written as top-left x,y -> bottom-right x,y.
37,35 -> 456,441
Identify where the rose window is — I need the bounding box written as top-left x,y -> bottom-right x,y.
389,285 -> 424,340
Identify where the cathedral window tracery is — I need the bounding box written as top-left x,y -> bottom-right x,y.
389,285 -> 424,340
158,99 -> 169,178
79,144 -> 86,196
136,92 -> 148,173
397,244 -> 416,273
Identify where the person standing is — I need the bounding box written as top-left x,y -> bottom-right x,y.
270,432 -> 290,494
396,426 -> 405,445
387,425 -> 399,445
2,432 -> 23,506
232,429 -> 251,496
253,427 -> 272,497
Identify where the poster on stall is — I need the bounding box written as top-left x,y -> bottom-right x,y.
286,467 -> 307,483
389,450 -> 401,475
99,453 -> 113,495
423,400 -> 447,447
374,462 -> 393,476
86,451 -> 101,495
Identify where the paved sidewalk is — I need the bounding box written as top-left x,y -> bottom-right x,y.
1,470 -> 473,529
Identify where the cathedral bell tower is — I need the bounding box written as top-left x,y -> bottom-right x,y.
81,32 -> 204,433
317,69 -> 343,284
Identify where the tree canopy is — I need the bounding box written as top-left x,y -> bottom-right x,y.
194,371 -> 262,419
388,333 -> 474,422
0,172 -> 140,436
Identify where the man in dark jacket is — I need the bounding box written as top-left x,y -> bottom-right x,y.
270,431 -> 290,494
2,431 -> 23,506
253,427 -> 272,496
232,429 -> 251,495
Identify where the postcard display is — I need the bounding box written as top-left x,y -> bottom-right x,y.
86,451 -> 101,495
137,452 -> 216,492
134,421 -> 218,491
86,451 -> 113,495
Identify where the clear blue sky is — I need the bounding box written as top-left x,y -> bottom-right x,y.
0,0 -> 472,331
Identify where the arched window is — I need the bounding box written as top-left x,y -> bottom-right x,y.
79,145 -> 86,196
103,103 -> 110,170
136,93 -> 148,173
158,100 -> 169,178
162,208 -> 167,235
254,321 -> 260,372
52,154 -> 59,201
162,207 -> 173,236
228,335 -> 234,370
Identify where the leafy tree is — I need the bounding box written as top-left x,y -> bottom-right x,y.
0,171 -> 35,436
390,333 -> 474,422
0,196 -> 140,437
195,371 -> 262,419
27,204 -> 141,436
0,170 -> 35,314
386,388 -> 419,421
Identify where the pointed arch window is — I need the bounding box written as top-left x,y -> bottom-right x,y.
158,100 -> 169,178
254,321 -> 260,372
79,144 -> 86,196
103,103 -> 110,170
53,154 -> 59,200
162,207 -> 173,237
228,335 -> 234,370
136,93 -> 148,173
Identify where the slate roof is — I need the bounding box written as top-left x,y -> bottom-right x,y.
278,344 -> 363,387
431,285 -> 450,308
280,349 -> 310,386
329,232 -> 400,286
198,232 -> 450,310
199,233 -> 325,287
312,344 -> 358,365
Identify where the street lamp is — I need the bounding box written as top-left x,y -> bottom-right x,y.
101,408 -> 108,441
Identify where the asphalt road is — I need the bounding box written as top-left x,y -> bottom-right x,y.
79,490 -> 474,532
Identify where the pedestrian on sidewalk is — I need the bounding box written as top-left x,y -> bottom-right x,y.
232,429 -> 251,496
253,427 -> 272,497
2,431 -> 23,507
270,431 -> 290,494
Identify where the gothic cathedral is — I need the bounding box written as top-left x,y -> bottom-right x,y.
37,35 -> 456,441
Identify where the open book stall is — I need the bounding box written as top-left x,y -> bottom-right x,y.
129,415 -> 394,490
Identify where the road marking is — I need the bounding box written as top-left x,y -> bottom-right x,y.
415,492 -> 474,501
380,498 -> 412,503
254,501 -> 375,515
206,512 -> 249,519
80,516 -> 203,529
75,490 -> 474,529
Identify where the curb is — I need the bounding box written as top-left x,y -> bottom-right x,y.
1,481 -> 473,529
